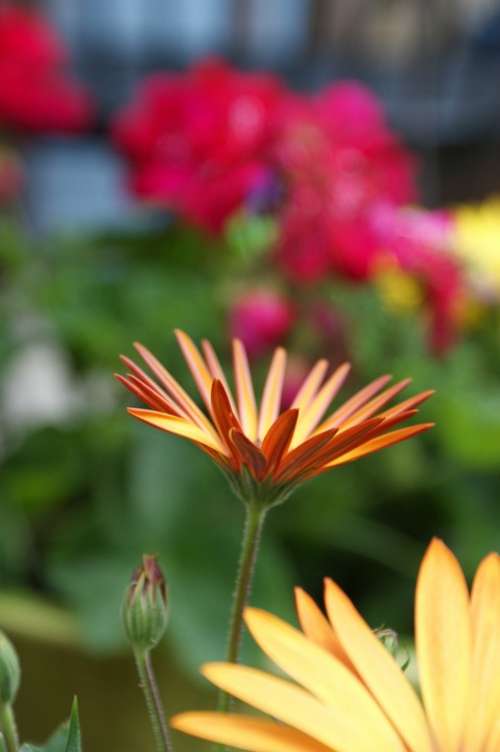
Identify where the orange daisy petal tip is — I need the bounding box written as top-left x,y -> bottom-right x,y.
176,543 -> 499,752
117,331 -> 435,506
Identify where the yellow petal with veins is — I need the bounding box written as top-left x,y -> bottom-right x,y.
324,578 -> 433,752
171,712 -> 331,752
416,538 -> 472,752
201,662 -> 405,752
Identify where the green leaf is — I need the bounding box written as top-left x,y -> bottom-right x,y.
64,698 -> 81,752
20,697 -> 81,752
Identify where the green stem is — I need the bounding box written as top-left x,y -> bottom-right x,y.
218,502 -> 266,712
0,704 -> 19,752
133,648 -> 173,752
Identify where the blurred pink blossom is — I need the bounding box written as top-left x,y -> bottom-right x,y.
229,289 -> 295,358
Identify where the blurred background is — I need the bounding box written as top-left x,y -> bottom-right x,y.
1,0 -> 500,749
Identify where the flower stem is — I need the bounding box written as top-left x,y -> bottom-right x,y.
0,704 -> 19,752
218,501 -> 266,712
133,648 -> 173,752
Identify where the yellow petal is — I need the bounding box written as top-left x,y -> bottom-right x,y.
463,552 -> 500,752
245,608 -> 406,751
324,578 -> 433,752
291,359 -> 329,410
202,662 -> 404,752
175,329 -> 214,411
233,339 -> 258,441
127,408 -> 225,454
294,587 -> 355,671
486,716 -> 500,752
317,374 -> 392,432
291,363 -> 351,448
171,712 -> 331,752
202,338 -> 238,414
258,347 -> 287,441
416,538 -> 472,752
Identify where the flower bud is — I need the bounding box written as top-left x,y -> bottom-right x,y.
122,555 -> 168,652
0,631 -> 20,705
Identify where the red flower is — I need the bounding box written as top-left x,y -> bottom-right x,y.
113,59 -> 285,233
274,83 -> 417,284
0,5 -> 92,132
229,290 -> 295,358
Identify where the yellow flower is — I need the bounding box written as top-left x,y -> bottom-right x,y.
116,330 -> 433,506
454,197 -> 500,299
172,539 -> 500,752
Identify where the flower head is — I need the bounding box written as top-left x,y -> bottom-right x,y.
117,330 -> 433,507
172,539 -> 500,752
0,4 -> 92,133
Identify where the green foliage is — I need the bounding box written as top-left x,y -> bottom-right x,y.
20,698 -> 81,752
1,213 -> 499,687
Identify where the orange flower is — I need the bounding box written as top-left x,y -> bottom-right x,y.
172,539 -> 500,752
116,330 -> 433,505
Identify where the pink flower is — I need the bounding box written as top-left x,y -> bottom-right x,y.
113,59 -> 285,233
229,289 -> 295,358
373,204 -> 465,354
0,5 -> 92,132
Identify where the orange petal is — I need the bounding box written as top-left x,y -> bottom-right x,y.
211,380 -> 243,459
291,359 -> 329,410
285,417 -> 385,483
274,429 -> 337,484
416,538 -> 472,752
463,552 -> 500,752
317,374 -> 392,432
338,378 -> 411,429
230,429 -> 267,480
258,348 -> 287,441
326,423 -> 434,468
233,339 -> 258,441
378,390 -> 435,421
291,363 -> 351,448
171,712 -> 332,752
261,409 -> 298,477
324,578 -> 433,752
202,338 -> 238,414
127,408 -> 226,454
133,342 -> 216,436
294,587 -> 355,672
120,355 -> 187,416
115,373 -> 178,414
175,329 -> 214,411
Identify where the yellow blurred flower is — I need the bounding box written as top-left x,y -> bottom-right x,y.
454,197 -> 500,299
173,539 -> 500,752
375,259 -> 423,313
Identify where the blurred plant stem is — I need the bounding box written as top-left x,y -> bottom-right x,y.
218,502 -> 267,712
133,648 -> 173,752
0,704 -> 18,752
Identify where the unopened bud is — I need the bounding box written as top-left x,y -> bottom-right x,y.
0,631 -> 20,705
123,555 -> 168,652
376,626 -> 410,671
